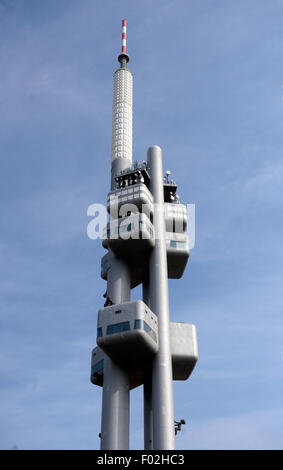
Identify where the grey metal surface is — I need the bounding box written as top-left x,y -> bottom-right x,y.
142,277 -> 153,449
166,232 -> 190,279
147,145 -> 176,450
107,250 -> 131,303
164,203 -> 188,233
144,375 -> 154,450
111,157 -> 132,191
103,213 -> 155,257
91,321 -> 198,388
100,251 -> 131,450
107,182 -> 154,214
100,355 -> 130,450
171,322 -> 198,380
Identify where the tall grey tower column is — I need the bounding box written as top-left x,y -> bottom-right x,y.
100,29 -> 133,449
100,251 -> 131,450
147,145 -> 176,450
143,278 -> 154,450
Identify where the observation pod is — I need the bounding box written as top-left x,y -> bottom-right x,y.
107,182 -> 153,214
91,322 -> 198,386
166,232 -> 190,279
102,213 -> 155,258
164,203 -> 188,233
97,300 -> 158,366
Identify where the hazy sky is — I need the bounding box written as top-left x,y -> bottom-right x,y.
0,0 -> 283,450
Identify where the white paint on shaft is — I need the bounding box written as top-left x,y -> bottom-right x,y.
111,68 -> 133,163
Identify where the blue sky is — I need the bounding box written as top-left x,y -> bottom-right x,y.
0,0 -> 283,450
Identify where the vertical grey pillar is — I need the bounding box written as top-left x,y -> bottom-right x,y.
142,276 -> 150,309
143,375 -> 154,450
147,145 -> 176,450
100,157 -> 131,450
100,253 -> 131,450
143,277 -> 153,449
100,356 -> 130,450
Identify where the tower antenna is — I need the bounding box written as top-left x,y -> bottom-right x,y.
118,19 -> 130,66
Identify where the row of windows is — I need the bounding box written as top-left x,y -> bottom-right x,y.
113,115 -> 131,121
114,85 -> 132,90
115,75 -> 132,81
113,96 -> 132,102
113,121 -> 131,126
112,143 -> 131,149
106,321 -> 130,335
112,143 -> 131,150
114,95 -> 132,99
114,80 -> 132,85
114,94 -> 132,99
109,186 -> 144,198
112,152 -> 129,158
113,123 -> 132,128
114,79 -> 132,85
114,80 -> 132,86
114,88 -> 132,94
101,261 -> 109,273
113,129 -> 130,135
112,144 -> 131,153
113,103 -> 131,110
109,187 -> 152,200
112,147 -> 131,154
115,74 -> 132,81
112,150 -> 132,156
113,121 -> 131,127
91,359 -> 104,375
134,319 -> 157,343
112,145 -> 132,151
112,137 -> 132,143
114,90 -> 132,95
112,135 -> 132,141
112,140 -> 132,145
106,221 -> 153,238
97,320 -> 157,343
113,97 -> 132,102
134,319 -> 151,332
114,96 -> 132,102
114,81 -> 132,87
170,240 -> 187,249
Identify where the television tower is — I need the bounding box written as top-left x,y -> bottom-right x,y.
90,20 -> 198,450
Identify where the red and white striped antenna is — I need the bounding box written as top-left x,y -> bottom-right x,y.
118,19 -> 130,65
121,19 -> 127,54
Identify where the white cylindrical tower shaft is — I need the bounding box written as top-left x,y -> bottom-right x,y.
111,67 -> 133,164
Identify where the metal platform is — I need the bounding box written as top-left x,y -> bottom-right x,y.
107,182 -> 153,215
91,319 -> 198,389
97,300 -> 158,366
166,232 -> 190,278
164,203 -> 188,233
102,213 -> 155,258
